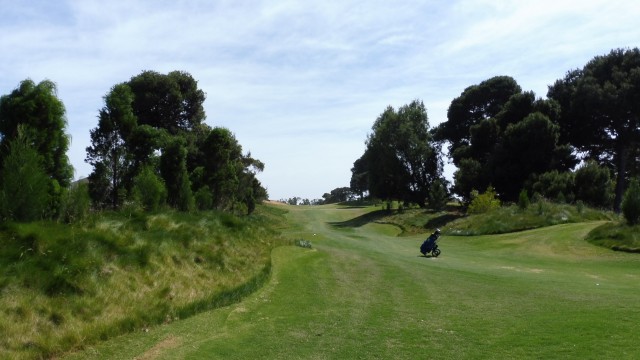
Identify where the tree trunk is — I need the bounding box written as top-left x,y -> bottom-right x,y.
613,145 -> 629,213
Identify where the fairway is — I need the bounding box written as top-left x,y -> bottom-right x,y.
67,204 -> 640,359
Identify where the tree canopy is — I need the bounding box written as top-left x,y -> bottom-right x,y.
548,47 -> 640,211
86,71 -> 267,214
351,100 -> 444,207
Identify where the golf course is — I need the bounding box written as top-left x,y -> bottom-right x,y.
66,203 -> 640,359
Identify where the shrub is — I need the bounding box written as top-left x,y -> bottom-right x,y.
622,178 -> 640,225
468,186 -> 501,214
60,181 -> 91,223
530,170 -> 575,204
132,167 -> 167,212
574,160 -> 614,208
195,186 -> 214,210
518,189 -> 530,210
0,132 -> 50,221
428,179 -> 449,211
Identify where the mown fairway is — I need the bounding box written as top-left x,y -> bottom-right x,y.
66,204 -> 640,359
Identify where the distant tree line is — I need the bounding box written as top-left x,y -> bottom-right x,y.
0,71 -> 267,222
350,48 -> 640,214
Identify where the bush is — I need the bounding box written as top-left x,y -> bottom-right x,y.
60,181 -> 91,223
428,179 -> 449,211
132,167 -> 167,212
0,133 -> 50,221
468,186 -> 501,214
195,186 -> 214,210
530,170 -> 575,204
518,189 -> 530,210
622,178 -> 640,225
574,160 -> 614,208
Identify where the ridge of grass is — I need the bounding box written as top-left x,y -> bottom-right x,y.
339,200 -> 616,238
0,205 -> 289,359
442,200 -> 616,236
586,222 -> 640,252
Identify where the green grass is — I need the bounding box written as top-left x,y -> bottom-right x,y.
443,200 -> 616,235
0,205 -> 288,359
586,222 -> 640,252
63,203 -> 640,359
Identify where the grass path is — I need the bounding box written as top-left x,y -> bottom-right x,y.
66,205 -> 640,359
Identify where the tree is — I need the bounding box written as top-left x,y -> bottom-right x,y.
194,127 -> 244,211
548,48 -> 640,211
434,76 -> 522,164
350,155 -> 369,199
363,100 -> 443,206
322,187 -> 354,204
0,129 -> 50,221
132,166 -> 167,212
492,112 -> 574,200
128,70 -> 206,136
622,178 -> 640,225
0,79 -> 73,216
436,76 -> 576,202
574,160 -> 614,208
86,84 -> 137,209
160,139 -> 194,211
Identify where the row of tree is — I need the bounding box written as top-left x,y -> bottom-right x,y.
350,48 -> 640,212
0,71 -> 267,222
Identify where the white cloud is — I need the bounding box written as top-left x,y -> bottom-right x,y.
1,0 -> 639,199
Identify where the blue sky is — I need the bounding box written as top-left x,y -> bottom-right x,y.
1,0 -> 639,200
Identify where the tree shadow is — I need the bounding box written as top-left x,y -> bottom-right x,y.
424,213 -> 465,229
328,209 -> 390,228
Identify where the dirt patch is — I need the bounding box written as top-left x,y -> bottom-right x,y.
134,335 -> 182,360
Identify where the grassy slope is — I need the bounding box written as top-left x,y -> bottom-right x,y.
0,206 -> 288,359
65,204 -> 640,359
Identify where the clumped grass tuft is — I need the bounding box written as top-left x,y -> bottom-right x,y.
444,199 -> 616,236
586,222 -> 640,252
0,204 -> 288,359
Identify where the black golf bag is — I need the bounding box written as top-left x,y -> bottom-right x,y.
420,233 -> 441,257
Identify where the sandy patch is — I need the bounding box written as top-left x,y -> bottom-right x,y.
134,335 -> 182,360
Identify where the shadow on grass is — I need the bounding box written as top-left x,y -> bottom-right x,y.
425,213 -> 465,229
329,209 -> 390,228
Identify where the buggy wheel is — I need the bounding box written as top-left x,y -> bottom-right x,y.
433,249 -> 441,257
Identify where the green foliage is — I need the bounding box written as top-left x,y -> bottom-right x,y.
574,160 -> 614,208
86,83 -> 137,209
0,206 -> 287,358
160,139 -> 194,211
132,166 -> 167,212
60,181 -> 92,223
0,130 -> 50,221
449,199 -> 615,235
436,75 -> 576,203
549,47 -> 640,211
0,79 -> 73,190
622,178 -> 640,225
586,222 -> 640,252
467,186 -> 501,214
356,100 -> 443,206
428,179 -> 449,210
518,189 -> 530,210
529,170 -> 575,203
195,185 -> 214,210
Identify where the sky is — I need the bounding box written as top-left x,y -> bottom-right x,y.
1,0 -> 639,200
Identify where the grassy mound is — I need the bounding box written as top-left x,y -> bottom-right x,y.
0,205 -> 288,359
586,222 -> 640,252
348,201 -> 615,237
443,200 -> 616,236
